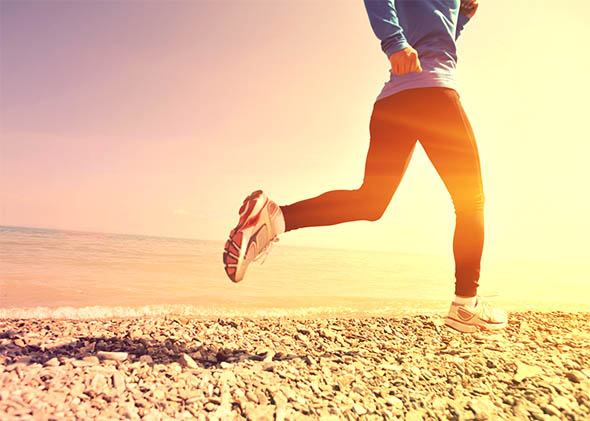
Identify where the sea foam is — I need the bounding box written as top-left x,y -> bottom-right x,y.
0,303 -> 432,320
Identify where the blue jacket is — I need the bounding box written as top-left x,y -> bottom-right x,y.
364,0 -> 471,101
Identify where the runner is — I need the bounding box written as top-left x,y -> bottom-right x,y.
223,0 -> 507,333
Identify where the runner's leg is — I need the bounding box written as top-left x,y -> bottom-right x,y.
280,91 -> 420,232
417,88 -> 485,297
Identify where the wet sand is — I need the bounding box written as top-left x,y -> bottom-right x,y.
1,312 -> 589,420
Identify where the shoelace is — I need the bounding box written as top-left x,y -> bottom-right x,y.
477,296 -> 494,320
476,295 -> 505,321
253,237 -> 280,266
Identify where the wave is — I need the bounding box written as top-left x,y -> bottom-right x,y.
2,299 -> 588,320
0,302 -> 441,320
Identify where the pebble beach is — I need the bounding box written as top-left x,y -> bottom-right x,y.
1,312 -> 589,420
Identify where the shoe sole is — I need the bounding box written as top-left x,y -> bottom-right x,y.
223,190 -> 267,283
444,316 -> 507,333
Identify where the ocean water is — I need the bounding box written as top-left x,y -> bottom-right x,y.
1,226 -> 589,319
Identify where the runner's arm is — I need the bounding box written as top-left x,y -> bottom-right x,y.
456,0 -> 479,39
455,13 -> 470,40
363,0 -> 409,58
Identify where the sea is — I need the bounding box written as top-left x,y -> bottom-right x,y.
1,226 -> 589,319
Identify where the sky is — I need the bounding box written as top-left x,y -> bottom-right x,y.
1,0 -> 590,264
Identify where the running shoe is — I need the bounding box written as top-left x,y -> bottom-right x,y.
445,297 -> 508,332
223,190 -> 281,283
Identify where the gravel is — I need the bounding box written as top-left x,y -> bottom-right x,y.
1,311 -> 588,420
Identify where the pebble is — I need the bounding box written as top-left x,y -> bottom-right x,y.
353,403 -> 367,415
514,361 -> 543,382
112,372 -> 126,393
541,404 -> 561,417
0,311 -> 588,420
385,396 -> 404,410
551,395 -> 572,410
97,351 -> 128,361
565,370 -> 587,383
82,356 -> 100,365
139,355 -> 153,364
469,397 -> 495,419
244,404 -> 274,421
180,353 -> 199,369
44,357 -> 60,367
406,409 -> 426,421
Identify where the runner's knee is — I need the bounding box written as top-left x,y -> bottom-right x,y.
453,192 -> 485,215
355,186 -> 391,221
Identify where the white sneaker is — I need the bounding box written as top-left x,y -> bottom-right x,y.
445,296 -> 508,332
223,190 -> 281,283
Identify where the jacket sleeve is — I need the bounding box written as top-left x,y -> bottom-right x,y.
363,0 -> 409,58
455,13 -> 470,40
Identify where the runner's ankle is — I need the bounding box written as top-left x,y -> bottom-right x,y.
454,295 -> 476,307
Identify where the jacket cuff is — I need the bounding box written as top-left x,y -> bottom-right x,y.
382,35 -> 410,58
457,13 -> 470,33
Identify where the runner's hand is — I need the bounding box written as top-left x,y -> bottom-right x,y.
460,0 -> 479,18
388,46 -> 422,76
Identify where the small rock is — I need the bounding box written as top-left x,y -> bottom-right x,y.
386,396 -> 403,410
432,398 -> 447,411
89,374 -> 107,394
276,406 -> 287,421
97,351 -> 128,361
514,362 -> 543,382
513,400 -> 530,419
430,316 -> 445,327
220,391 -> 231,408
406,410 -> 426,421
121,403 -> 139,418
380,363 -> 402,371
469,397 -> 495,419
82,356 -> 100,365
541,404 -> 561,417
70,383 -> 85,397
180,353 -> 199,369
79,342 -> 96,354
263,351 -> 275,363
256,389 -> 269,405
139,355 -> 153,364
214,406 -> 232,419
245,404 -> 275,421
113,372 -> 126,393
294,333 -> 307,341
245,390 -> 258,403
45,357 -> 60,367
353,404 -> 367,415
565,370 -> 587,383
129,329 -> 143,339
262,362 -> 275,372
143,410 -> 164,421
528,404 -> 547,421
320,329 -> 336,340
204,402 -> 218,412
219,369 -> 236,386
551,395 -> 572,410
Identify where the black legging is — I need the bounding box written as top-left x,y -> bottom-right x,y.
280,87 -> 484,297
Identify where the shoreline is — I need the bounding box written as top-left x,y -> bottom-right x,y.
2,300 -> 588,322
1,312 -> 589,420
